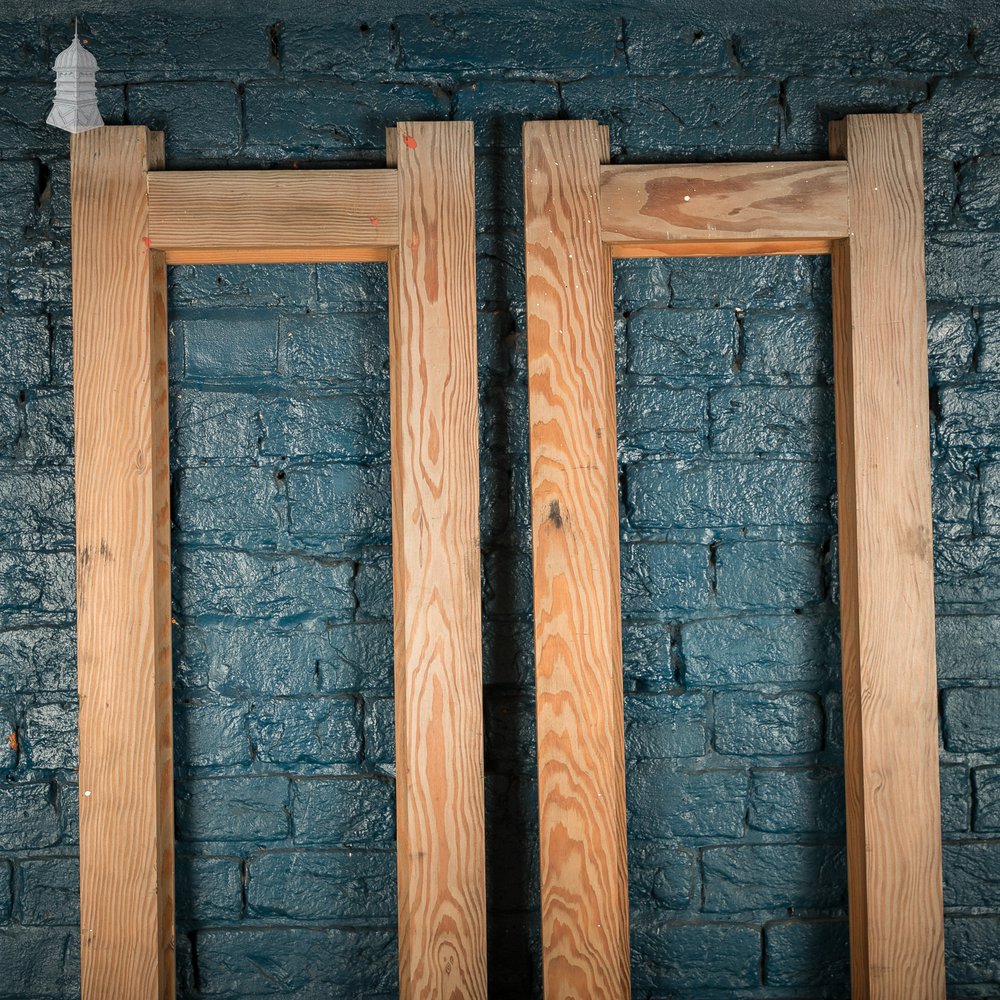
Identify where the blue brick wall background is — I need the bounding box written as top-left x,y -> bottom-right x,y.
0,4 -> 999,998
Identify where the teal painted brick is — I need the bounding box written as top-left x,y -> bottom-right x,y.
277,20 -> 397,78
739,309 -> 832,384
315,262 -> 387,313
168,263 -> 314,310
174,699 -> 249,769
624,693 -> 708,759
924,155 -> 960,229
247,849 -> 395,920
683,613 -> 836,687
976,460 -> 1000,532
704,844 -> 846,913
247,696 -> 363,769
17,857 -> 79,925
176,777 -> 290,844
627,459 -> 833,531
194,926 -> 396,997
171,390 -> 265,461
0,928 -> 78,999
943,841 -> 1000,908
941,765 -> 971,834
0,392 -> 22,457
923,77 -> 1000,158
57,783 -> 77,847
628,843 -> 696,911
939,384 -> 1000,450
291,777 -> 394,847
453,81 -> 562,148
0,704 -> 14,771
286,462 -> 390,547
175,854 -> 243,925
21,701 -> 77,770
715,541 -> 825,612
927,233 -> 1000,304
749,768 -> 845,835
283,312 -> 389,383
973,295 -> 1000,376
765,919 -> 849,989
709,386 -> 834,458
0,315 -> 50,385
363,696 -> 394,767
178,312 -> 279,378
627,764 -> 747,840
262,394 -> 390,461
630,920 -> 761,993
781,76 -> 924,152
396,13 -> 620,78
622,621 -> 674,688
128,82 -> 241,160
0,469 -> 74,544
0,860 -> 8,921
485,693 -> 536,772
668,254 -> 814,310
0,551 -> 74,618
960,155 -> 1000,229
973,766 -> 1000,832
946,915 -> 1000,989
625,22 -> 734,76
943,687 -> 1000,751
935,539 -> 1000,610
0,623 -> 76,695
173,549 -> 355,623
562,77 -> 778,155
0,82 -> 124,156
243,81 -> 448,160
483,546 -> 534,618
177,623 -> 392,696
621,542 -> 711,618
0,783 -> 60,850
626,308 -> 737,378
174,465 -> 286,539
19,388 -> 73,459
715,691 -> 823,757
353,548 -> 393,620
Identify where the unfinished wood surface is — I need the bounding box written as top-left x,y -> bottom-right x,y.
146,168 -> 398,263
72,126 -> 174,1000
829,114 -> 945,1000
599,160 -> 848,254
523,119 -> 630,999
390,120 -> 487,999
611,237 -> 835,258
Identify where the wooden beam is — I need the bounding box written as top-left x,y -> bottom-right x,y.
390,121 -> 488,999
523,119 -> 630,999
146,169 -> 398,263
72,127 -> 174,1000
829,114 -> 945,999
600,160 -> 848,255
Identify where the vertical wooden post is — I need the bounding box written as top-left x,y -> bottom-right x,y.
72,127 -> 173,999
829,114 -> 946,1000
523,120 -> 631,999
390,121 -> 488,999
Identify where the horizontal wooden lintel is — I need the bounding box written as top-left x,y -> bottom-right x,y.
147,168 -> 398,261
600,160 -> 849,251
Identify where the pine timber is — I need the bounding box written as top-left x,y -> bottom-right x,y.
72,126 -> 174,1000
523,119 -> 631,1000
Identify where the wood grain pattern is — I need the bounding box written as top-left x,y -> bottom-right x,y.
611,237 -> 835,258
599,160 -> 848,251
829,114 -> 945,1000
147,169 -> 397,262
523,119 -> 631,1000
72,127 -> 174,1000
390,121 -> 487,1000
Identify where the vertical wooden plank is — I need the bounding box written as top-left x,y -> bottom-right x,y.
829,113 -> 945,1000
523,120 -> 631,999
72,126 -> 173,999
390,120 -> 487,999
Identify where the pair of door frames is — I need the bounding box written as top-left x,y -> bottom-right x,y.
72,114 -> 943,999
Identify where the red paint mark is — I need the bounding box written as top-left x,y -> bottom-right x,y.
141,236 -> 151,249
370,216 -> 379,227
403,135 -> 417,149
8,732 -> 17,752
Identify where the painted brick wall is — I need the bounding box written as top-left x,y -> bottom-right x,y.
0,7 -> 999,998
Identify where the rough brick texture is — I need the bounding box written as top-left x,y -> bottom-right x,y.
0,4 -> 998,999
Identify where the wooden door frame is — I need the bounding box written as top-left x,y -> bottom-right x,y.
522,114 -> 945,1000
71,121 -> 487,999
